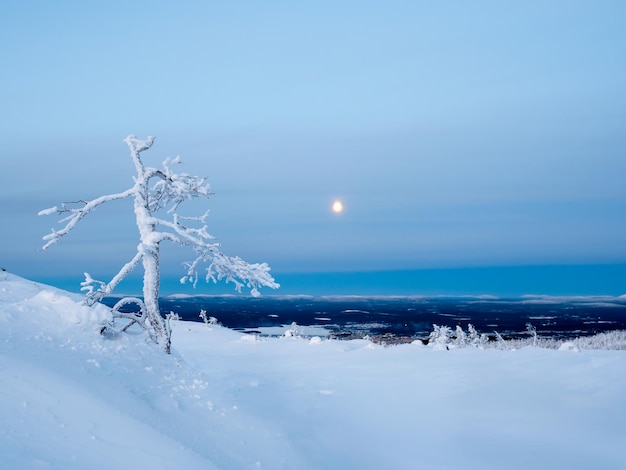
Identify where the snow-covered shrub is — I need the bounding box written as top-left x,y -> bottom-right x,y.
452,325 -> 467,348
428,324 -> 453,350
166,311 -> 181,321
199,309 -> 219,326
467,324 -> 489,349
571,330 -> 626,350
426,322 -> 626,351
284,322 -> 304,338
526,322 -> 538,347
558,342 -> 580,352
428,324 -> 488,349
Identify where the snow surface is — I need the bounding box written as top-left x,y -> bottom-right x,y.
1,271 -> 625,469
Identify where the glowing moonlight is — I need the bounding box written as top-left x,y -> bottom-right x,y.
332,200 -> 344,213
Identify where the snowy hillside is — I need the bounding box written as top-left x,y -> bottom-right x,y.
1,271 -> 625,469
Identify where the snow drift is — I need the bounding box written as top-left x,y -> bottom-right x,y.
1,271 -> 625,469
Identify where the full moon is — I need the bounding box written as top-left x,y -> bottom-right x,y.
332,200 -> 344,213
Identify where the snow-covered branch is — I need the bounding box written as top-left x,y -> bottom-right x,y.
154,213 -> 278,294
81,251 -> 143,306
124,135 -> 155,154
154,212 -> 214,246
39,189 -> 135,250
180,247 -> 279,296
206,254 -> 278,297
147,158 -> 212,213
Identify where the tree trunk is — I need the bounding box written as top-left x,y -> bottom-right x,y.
142,245 -> 170,353
134,174 -> 171,353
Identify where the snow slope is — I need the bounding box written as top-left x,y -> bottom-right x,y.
1,271 -> 625,469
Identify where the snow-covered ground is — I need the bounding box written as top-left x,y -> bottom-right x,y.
1,271 -> 625,469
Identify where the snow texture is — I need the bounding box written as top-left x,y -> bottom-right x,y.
1,271 -> 626,469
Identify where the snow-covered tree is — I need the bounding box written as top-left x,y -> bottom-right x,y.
428,324 -> 452,350
39,135 -> 279,353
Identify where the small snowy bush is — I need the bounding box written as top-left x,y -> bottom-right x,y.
467,324 -> 489,348
284,322 -> 304,338
427,324 -> 489,350
428,325 -> 453,350
526,322 -> 538,347
199,309 -> 220,326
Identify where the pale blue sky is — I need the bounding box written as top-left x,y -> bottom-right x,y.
1,1 -> 625,294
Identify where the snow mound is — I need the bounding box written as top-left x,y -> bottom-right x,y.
558,341 -> 580,352
0,273 -> 302,469
0,272 -> 110,331
1,271 -> 626,469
